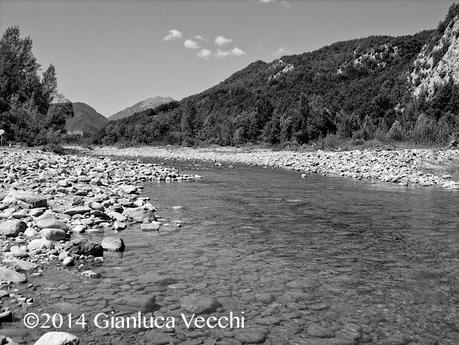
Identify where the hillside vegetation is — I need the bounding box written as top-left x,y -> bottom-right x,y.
95,4 -> 459,148
64,102 -> 108,135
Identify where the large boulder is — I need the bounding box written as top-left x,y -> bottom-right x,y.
0,267 -> 27,283
36,219 -> 68,230
3,190 -> 48,208
40,229 -> 68,241
34,331 -> 79,345
0,220 -> 26,237
65,239 -> 103,257
180,294 -> 220,314
101,237 -> 125,252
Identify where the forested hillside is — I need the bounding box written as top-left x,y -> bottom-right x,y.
64,102 -> 108,135
95,4 -> 459,148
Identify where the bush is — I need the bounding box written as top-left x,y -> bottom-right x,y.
410,113 -> 439,144
386,120 -> 404,141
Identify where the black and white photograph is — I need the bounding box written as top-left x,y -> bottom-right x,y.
0,0 -> 458,344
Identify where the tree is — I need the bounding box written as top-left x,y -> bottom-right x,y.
0,26 -> 69,145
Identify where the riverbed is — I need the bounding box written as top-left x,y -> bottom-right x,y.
4,157 -> 458,345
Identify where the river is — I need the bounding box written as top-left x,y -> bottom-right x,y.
6,160 -> 459,345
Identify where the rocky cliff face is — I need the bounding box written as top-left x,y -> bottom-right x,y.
411,15 -> 459,99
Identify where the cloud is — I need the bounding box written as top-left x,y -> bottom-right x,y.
184,39 -> 200,50
194,35 -> 206,41
215,35 -> 233,47
272,47 -> 290,57
215,47 -> 246,58
258,0 -> 290,7
231,47 -> 246,56
163,29 -> 182,41
197,49 -> 212,60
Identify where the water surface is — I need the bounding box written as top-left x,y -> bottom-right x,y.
9,162 -> 459,344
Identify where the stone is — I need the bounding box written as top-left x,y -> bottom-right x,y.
89,201 -> 104,211
255,293 -> 275,304
29,208 -> 46,217
72,225 -> 86,233
107,211 -> 127,222
33,331 -> 79,345
9,245 -> 28,258
28,238 -> 54,251
101,236 -> 125,252
81,270 -> 100,278
24,227 -> 39,237
119,185 -> 138,194
235,328 -> 267,344
62,257 -> 74,267
140,221 -> 161,231
36,219 -> 68,230
180,294 -> 220,314
37,211 -> 58,220
0,267 -> 27,283
66,239 -> 103,257
112,296 -> 159,313
40,228 -> 67,241
0,220 -> 26,237
123,207 -> 155,223
3,190 -> 48,208
63,206 -> 91,216
3,258 -> 38,271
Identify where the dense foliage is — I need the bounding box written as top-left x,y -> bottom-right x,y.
0,26 -> 72,145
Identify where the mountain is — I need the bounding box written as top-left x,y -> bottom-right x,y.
65,102 -> 108,135
95,4 -> 459,147
108,96 -> 174,121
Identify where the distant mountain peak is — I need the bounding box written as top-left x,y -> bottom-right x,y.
108,96 -> 174,121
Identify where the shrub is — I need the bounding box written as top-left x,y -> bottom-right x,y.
386,120 -> 404,141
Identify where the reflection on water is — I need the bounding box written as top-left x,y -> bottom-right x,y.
8,162 -> 459,344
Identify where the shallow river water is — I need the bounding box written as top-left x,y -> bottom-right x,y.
5,161 -> 459,345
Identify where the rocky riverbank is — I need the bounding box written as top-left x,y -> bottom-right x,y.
0,148 -> 200,345
84,146 -> 459,189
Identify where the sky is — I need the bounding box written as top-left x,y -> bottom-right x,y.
0,0 -> 455,117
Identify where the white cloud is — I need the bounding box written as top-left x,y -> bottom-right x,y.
194,35 -> 206,41
184,39 -> 200,50
231,47 -> 246,56
163,29 -> 182,41
215,47 -> 246,58
258,0 -> 290,7
197,49 -> 212,60
215,49 -> 230,59
272,47 -> 290,57
215,35 -> 232,47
